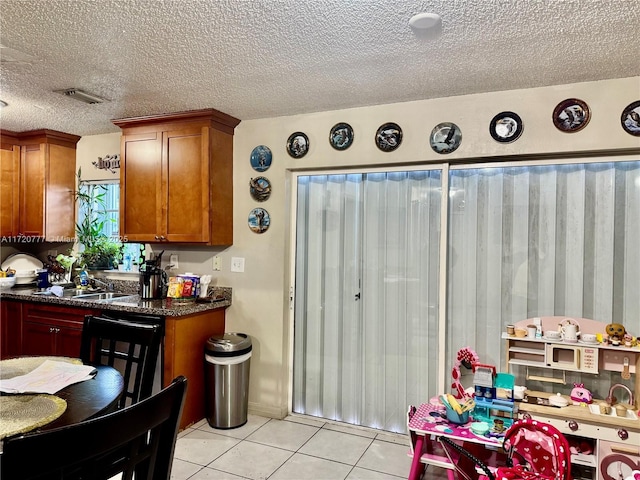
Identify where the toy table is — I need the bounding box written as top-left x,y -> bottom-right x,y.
407,403 -> 507,480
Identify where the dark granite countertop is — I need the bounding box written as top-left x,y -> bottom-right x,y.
0,285 -> 231,317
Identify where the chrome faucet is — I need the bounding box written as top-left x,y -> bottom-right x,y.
607,383 -> 635,409
90,277 -> 114,291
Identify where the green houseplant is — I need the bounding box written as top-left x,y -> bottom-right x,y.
75,168 -> 122,270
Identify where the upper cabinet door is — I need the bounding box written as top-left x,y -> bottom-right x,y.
19,143 -> 46,237
120,132 -> 163,242
0,142 -> 20,237
1,129 -> 79,241
114,108 -> 240,246
164,127 -> 210,243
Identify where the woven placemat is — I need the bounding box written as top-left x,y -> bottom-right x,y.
0,394 -> 67,439
0,356 -> 82,380
0,356 -> 79,438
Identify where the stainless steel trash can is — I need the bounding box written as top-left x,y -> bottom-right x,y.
204,333 -> 252,429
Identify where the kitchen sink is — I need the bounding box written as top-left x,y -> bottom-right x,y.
71,292 -> 137,301
588,403 -> 638,420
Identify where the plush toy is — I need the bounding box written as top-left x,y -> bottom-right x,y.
605,323 -> 626,345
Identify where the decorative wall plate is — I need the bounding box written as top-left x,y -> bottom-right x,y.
329,122 -> 354,150
287,132 -> 309,158
489,111 -> 523,143
250,145 -> 272,172
430,122 -> 462,154
552,98 -> 590,132
621,100 -> 640,136
249,176 -> 272,202
375,122 -> 403,152
248,208 -> 270,234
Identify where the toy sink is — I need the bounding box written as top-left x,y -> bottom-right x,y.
588,404 -> 638,420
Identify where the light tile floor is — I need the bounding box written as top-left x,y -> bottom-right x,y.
170,414 -> 449,480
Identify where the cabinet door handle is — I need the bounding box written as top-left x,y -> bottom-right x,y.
49,327 -> 54,333
155,235 -> 160,240
160,235 -> 166,241
612,443 -> 637,455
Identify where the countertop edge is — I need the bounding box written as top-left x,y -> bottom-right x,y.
0,288 -> 231,317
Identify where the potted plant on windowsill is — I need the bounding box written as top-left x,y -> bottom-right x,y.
75,168 -> 122,270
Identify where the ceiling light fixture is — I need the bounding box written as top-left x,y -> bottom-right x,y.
55,88 -> 105,104
409,12 -> 442,30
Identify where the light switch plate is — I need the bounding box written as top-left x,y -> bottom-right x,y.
231,257 -> 245,273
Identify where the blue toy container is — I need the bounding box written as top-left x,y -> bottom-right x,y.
445,405 -> 470,424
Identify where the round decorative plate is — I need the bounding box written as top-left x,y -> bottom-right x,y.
286,132 -> 309,158
249,176 -> 272,202
552,98 -> 590,132
329,122 -> 354,150
250,145 -> 272,172
489,111 -> 524,143
248,208 -> 270,234
430,122 -> 462,154
621,100 -> 640,136
375,122 -> 403,152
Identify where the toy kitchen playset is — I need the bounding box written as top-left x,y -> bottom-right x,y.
503,316 -> 640,480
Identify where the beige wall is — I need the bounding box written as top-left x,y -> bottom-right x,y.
78,77 -> 640,418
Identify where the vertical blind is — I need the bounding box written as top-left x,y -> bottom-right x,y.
293,171 -> 442,432
293,160 -> 639,433
447,161 -> 640,396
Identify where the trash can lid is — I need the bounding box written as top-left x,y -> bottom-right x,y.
206,332 -> 252,355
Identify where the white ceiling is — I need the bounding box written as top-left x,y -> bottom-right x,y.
1,0 -> 639,136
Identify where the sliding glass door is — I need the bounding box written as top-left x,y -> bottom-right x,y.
292,170 -> 442,432
292,158 -> 640,432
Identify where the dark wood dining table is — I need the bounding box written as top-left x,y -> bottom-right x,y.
0,362 -> 124,443
39,365 -> 124,431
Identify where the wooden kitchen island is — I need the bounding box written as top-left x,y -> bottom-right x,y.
0,287 -> 231,429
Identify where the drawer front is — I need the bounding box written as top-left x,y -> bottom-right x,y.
528,413 -> 640,444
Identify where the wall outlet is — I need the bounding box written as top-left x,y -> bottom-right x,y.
170,254 -> 179,270
230,257 -> 245,273
212,255 -> 221,271
47,249 -> 57,258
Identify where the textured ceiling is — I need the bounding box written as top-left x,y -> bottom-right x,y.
1,0 -> 639,136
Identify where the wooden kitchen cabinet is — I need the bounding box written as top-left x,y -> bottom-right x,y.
21,303 -> 101,357
0,131 -> 20,237
113,109 -> 240,245
164,308 -> 225,429
0,299 -> 22,359
0,129 -> 80,240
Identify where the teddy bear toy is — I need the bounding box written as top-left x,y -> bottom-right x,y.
605,323 -> 626,346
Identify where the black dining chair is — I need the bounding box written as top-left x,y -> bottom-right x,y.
1,375 -> 187,480
80,315 -> 162,408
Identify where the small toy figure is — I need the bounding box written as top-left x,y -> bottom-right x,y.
605,323 -> 626,346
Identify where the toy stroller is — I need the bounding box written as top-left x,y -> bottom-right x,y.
437,418 -> 572,480
496,418 -> 572,480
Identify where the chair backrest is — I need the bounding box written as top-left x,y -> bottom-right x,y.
1,375 -> 187,480
80,315 -> 162,408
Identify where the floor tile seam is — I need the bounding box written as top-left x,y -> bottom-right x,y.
372,433 -> 410,446
284,415 -> 328,429
263,451 -> 357,480
240,436 -> 308,455
194,463 -> 255,480
193,417 -> 271,438
320,423 -> 381,440
350,465 -> 406,479
288,449 -> 367,468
